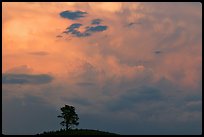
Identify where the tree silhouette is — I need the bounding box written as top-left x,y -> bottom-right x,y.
57,105 -> 79,131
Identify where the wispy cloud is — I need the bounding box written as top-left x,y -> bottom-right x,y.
76,82 -> 96,87
2,73 -> 53,84
28,51 -> 49,56
6,65 -> 33,74
91,19 -> 102,25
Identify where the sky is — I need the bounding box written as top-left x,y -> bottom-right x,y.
2,2 -> 202,135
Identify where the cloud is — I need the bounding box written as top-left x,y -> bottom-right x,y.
184,100 -> 202,112
127,22 -> 142,27
155,50 -> 162,54
2,95 -> 60,135
28,51 -> 49,56
184,95 -> 202,102
88,2 -> 122,13
86,25 -> 108,32
2,2 -> 202,135
63,22 -> 108,37
59,10 -> 87,20
2,73 -> 53,84
6,65 -> 33,74
56,35 -> 63,38
63,23 -> 90,37
62,96 -> 92,106
58,10 -> 108,38
125,87 -> 163,102
67,23 -> 82,30
76,82 -> 96,87
107,86 -> 163,111
91,19 -> 102,25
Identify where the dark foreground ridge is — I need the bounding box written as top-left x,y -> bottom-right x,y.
37,129 -> 119,135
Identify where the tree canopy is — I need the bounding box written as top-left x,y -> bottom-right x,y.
57,105 -> 79,130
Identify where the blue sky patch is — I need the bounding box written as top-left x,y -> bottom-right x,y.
60,10 -> 87,20
86,25 -> 108,32
91,19 -> 102,25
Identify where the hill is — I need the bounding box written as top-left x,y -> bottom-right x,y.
38,129 -> 119,135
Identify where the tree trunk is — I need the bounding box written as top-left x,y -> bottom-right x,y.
66,123 -> 68,131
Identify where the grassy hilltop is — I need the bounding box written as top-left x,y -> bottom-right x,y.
38,129 -> 119,135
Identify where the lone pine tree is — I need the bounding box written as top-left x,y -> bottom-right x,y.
58,105 -> 79,131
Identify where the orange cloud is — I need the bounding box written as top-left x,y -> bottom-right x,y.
2,2 -> 202,102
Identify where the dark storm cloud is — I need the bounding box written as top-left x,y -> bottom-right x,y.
78,112 -> 202,135
2,73 -> 53,84
62,96 -> 92,106
2,95 -> 60,135
76,82 -> 96,87
59,10 -> 87,20
184,95 -> 202,102
91,19 -> 102,25
107,86 -> 163,111
182,95 -> 202,112
184,103 -> 202,112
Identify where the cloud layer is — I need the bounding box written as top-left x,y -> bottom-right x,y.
2,2 -> 202,135
2,73 -> 53,84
